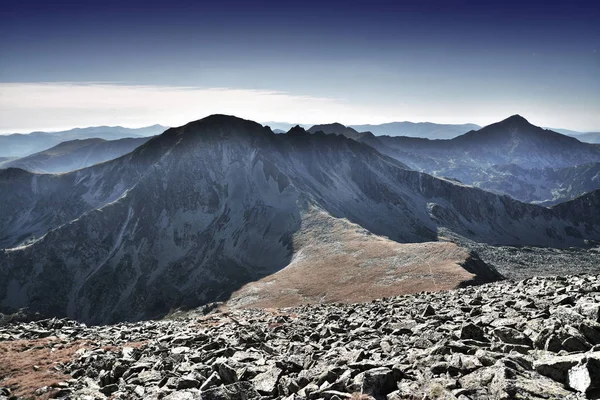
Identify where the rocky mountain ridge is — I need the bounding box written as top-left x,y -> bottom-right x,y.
1,115 -> 599,324
314,116 -> 600,205
1,274 -> 599,399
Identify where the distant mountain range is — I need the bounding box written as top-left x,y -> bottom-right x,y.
0,125 -> 167,158
308,123 -> 365,140
549,128 -> 600,143
1,137 -> 152,174
350,121 -> 481,139
1,115 -> 598,324
265,120 -> 600,142
311,115 -> 600,205
570,132 -> 600,144
265,121 -> 481,140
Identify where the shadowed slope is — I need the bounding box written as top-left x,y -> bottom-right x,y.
0,115 -> 598,324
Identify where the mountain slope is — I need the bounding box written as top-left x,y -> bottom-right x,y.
367,115 -> 600,169
549,128 -> 600,143
350,121 -> 480,139
307,123 -> 365,140
473,163 -> 600,205
357,115 -> 600,204
0,115 -> 598,324
3,137 -> 151,174
575,132 -> 600,144
0,125 -> 167,158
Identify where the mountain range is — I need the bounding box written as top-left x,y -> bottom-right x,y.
265,120 -> 600,142
1,115 -> 599,324
549,128 -> 600,143
350,121 -> 481,139
0,137 -> 152,174
311,115 -> 600,205
0,125 -> 167,158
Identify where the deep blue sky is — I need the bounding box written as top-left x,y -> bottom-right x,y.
1,0 -> 599,131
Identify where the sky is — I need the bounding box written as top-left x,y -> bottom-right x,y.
0,0 -> 599,133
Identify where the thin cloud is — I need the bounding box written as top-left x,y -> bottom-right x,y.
0,83 -> 399,133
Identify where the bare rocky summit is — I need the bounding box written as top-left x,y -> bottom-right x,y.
1,274 -> 600,399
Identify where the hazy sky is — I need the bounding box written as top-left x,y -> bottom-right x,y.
1,0 -> 599,133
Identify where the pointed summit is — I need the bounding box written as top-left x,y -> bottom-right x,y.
507,114 -> 527,121
456,114 -> 542,141
494,114 -> 534,130
502,114 -> 530,124
287,125 -> 309,137
448,113 -> 591,165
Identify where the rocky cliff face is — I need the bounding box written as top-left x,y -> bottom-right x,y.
0,115 -> 598,324
1,274 -> 599,399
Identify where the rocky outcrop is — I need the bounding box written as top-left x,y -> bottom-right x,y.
1,274 -> 599,399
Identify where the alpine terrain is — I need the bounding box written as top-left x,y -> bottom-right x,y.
311,115 -> 600,205
0,115 -> 599,327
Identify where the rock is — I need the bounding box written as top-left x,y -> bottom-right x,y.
422,304 -> 436,317
2,274 -> 600,400
164,392 -> 201,400
561,336 -> 590,353
201,381 -> 260,400
352,367 -> 399,399
577,302 -> 600,322
553,295 -> 575,306
534,352 -> 600,383
216,362 -> 238,384
99,383 -> 119,395
568,356 -> 600,393
578,323 -> 600,346
178,376 -> 201,389
492,327 -> 532,347
121,346 -> 139,362
319,390 -> 353,399
251,366 -> 282,395
544,335 -> 563,353
460,323 -> 487,342
200,371 -> 221,391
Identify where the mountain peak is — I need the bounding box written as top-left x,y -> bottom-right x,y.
465,114 -> 536,136
498,114 -> 531,127
287,125 -> 309,136
164,114 -> 270,140
307,123 -> 361,139
452,114 -> 587,150
131,114 -> 271,163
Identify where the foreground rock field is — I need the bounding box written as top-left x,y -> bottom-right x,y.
1,274 -> 600,400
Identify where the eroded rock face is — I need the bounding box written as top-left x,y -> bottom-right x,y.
1,274 -> 599,399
